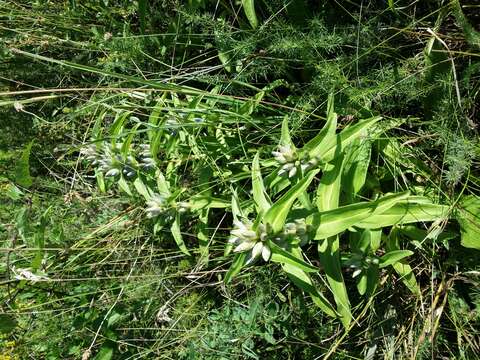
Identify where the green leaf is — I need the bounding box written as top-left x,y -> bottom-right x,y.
225,252 -> 248,284
5,182 -> 24,200
110,111 -> 131,141
365,265 -> 379,296
315,150 -> 352,327
456,195 -> 480,249
133,177 -> 152,200
356,202 -> 449,229
323,116 -> 381,162
386,229 -> 420,295
269,242 -> 318,273
316,151 -> 343,212
242,0 -> 259,29
93,344 -> 114,360
379,250 -> 413,268
280,116 -> 293,147
15,140 -> 34,188
281,262 -> 337,318
171,214 -> 191,256
252,152 -> 271,215
239,91 -> 264,115
356,228 -> 382,252
264,170 -> 319,232
188,195 -> 230,211
343,138 -> 371,199
314,192 -> 410,239
318,236 -> 352,328
302,93 -> 337,159
117,176 -> 133,196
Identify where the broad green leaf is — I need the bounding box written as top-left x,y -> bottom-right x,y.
303,93 -> 337,159
156,171 -> 171,196
189,195 -> 230,210
15,140 -> 34,188
96,170 -> 106,193
281,262 -> 337,318
133,177 -> 152,200
224,252 -> 248,284
171,214 -> 191,256
322,116 -> 381,162
357,272 -> 367,295
356,229 -> 382,252
318,236 -> 352,328
230,188 -> 243,220
456,195 -> 480,249
252,152 -> 271,214
379,250 -> 413,268
356,202 -> 449,229
314,192 -> 410,239
343,138 -> 371,199
117,176 -> 133,196
315,152 -> 351,327
242,0 -> 259,29
269,242 -> 318,273
264,170 -> 319,233
316,152 -> 343,212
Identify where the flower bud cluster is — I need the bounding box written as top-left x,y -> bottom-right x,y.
229,220 -> 272,263
145,193 -> 169,218
81,142 -> 158,178
229,218 -> 310,264
345,252 -> 380,278
145,193 -> 190,220
272,145 -> 319,178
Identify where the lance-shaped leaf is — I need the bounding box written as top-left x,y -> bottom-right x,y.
281,261 -> 337,318
264,170 -> 319,233
269,242 -> 318,273
242,0 -> 259,29
386,228 -> 420,295
379,250 -> 414,268
343,138 -> 371,200
252,152 -> 272,215
280,116 -> 294,147
171,213 -> 191,256
316,150 -> 352,327
322,116 -> 381,163
224,252 -> 248,284
302,93 -> 337,159
456,195 -> 480,250
314,191 -> 410,239
355,202 -> 449,229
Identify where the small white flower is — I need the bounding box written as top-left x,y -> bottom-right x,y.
234,240 -> 257,253
12,267 -> 48,282
352,269 -> 362,278
261,245 -> 271,261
